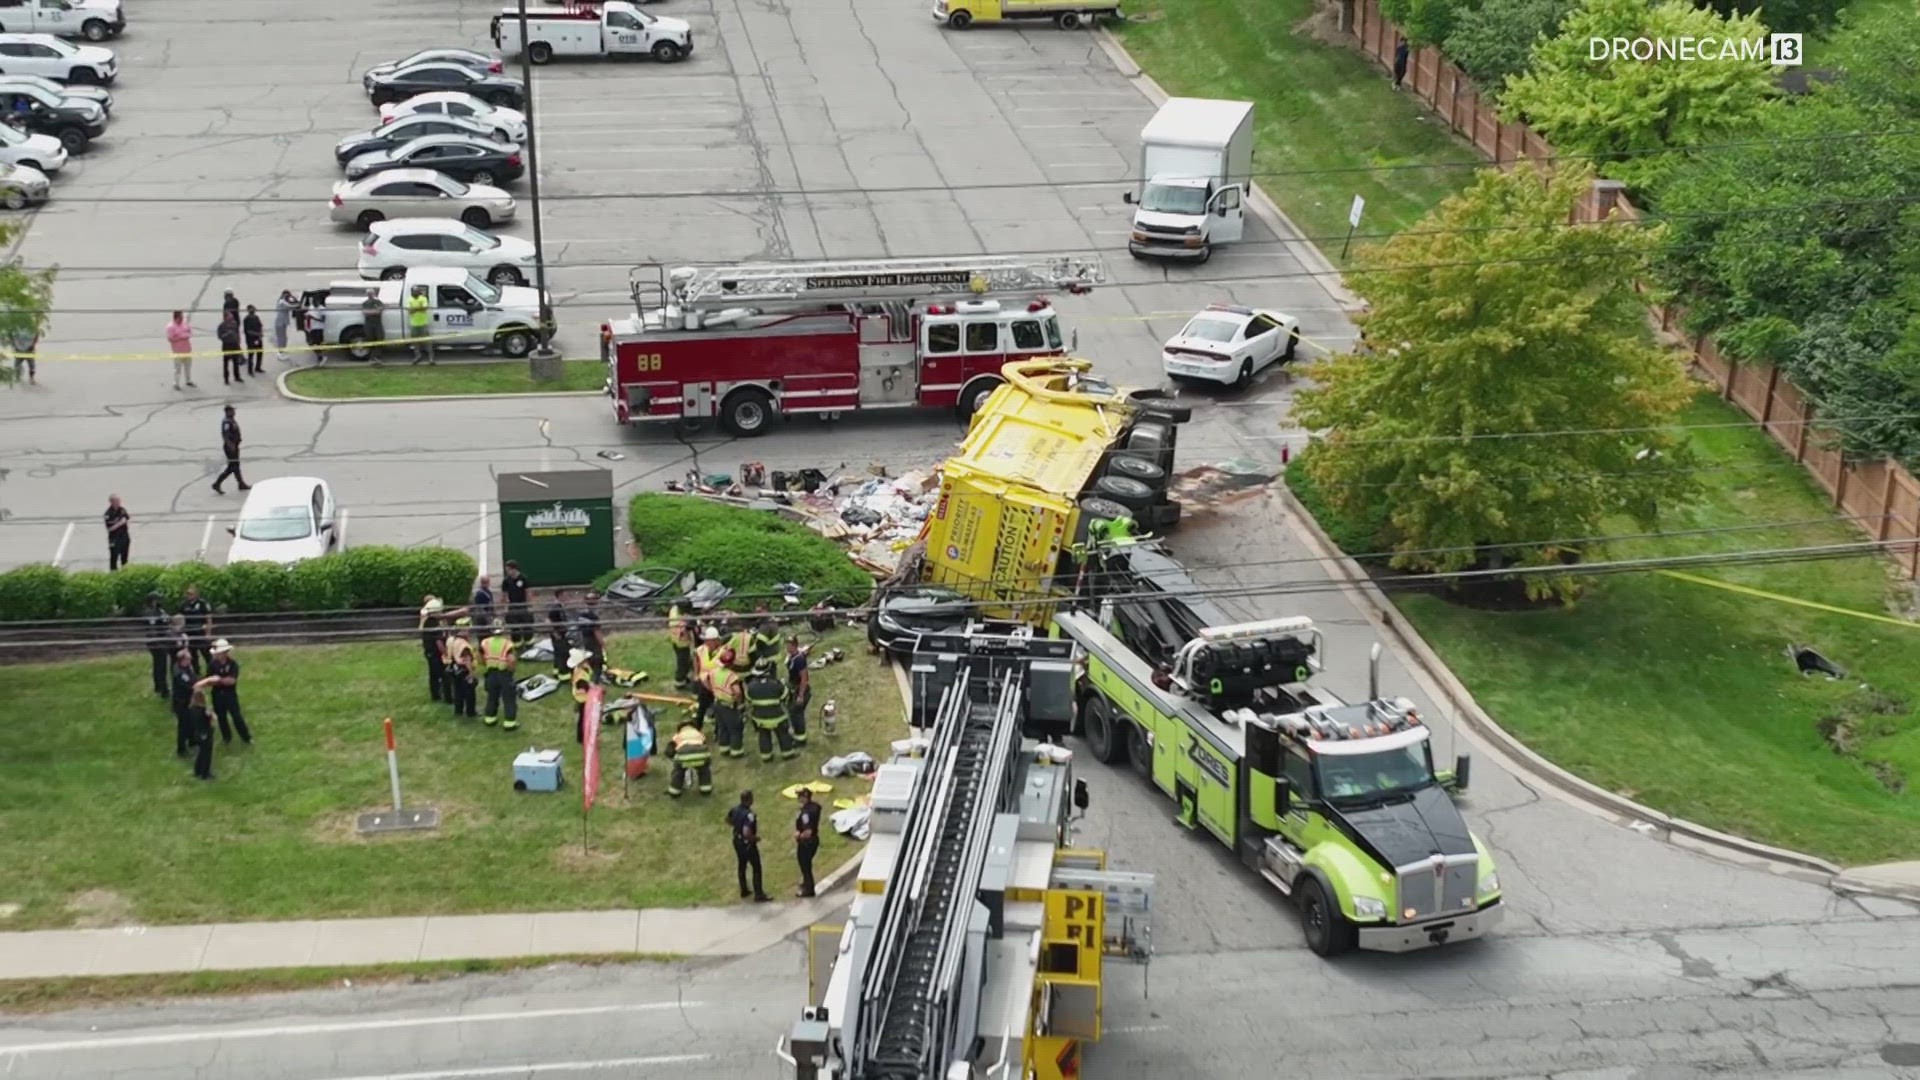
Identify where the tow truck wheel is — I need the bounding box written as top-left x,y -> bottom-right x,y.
720,388 -> 774,437
652,40 -> 683,61
1126,722 -> 1152,780
1300,877 -> 1356,957
1081,696 -> 1125,765
948,10 -> 973,27
528,41 -> 553,65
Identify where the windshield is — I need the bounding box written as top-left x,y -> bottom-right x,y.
1181,317 -> 1239,343
464,274 -> 500,303
1316,743 -> 1436,805
1139,183 -> 1207,215
237,505 -> 314,542
460,226 -> 500,249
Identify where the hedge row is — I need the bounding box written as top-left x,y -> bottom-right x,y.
0,547 -> 479,622
617,494 -> 875,606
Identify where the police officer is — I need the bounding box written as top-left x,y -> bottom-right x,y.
170,648 -> 198,756
784,634 -> 812,747
691,626 -> 724,725
546,589 -> 574,678
745,658 -> 797,763
418,596 -> 448,702
178,584 -> 213,671
471,575 -> 496,628
666,719 -> 713,798
793,787 -> 822,898
445,618 -> 478,718
750,608 -> 781,666
141,591 -> 171,698
667,604 -> 693,688
206,639 -> 252,745
708,656 -> 747,758
568,647 -> 596,743
212,405 -> 249,494
501,561 -> 532,646
479,619 -> 519,730
726,790 -> 772,902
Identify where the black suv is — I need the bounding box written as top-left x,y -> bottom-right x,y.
0,84 -> 104,152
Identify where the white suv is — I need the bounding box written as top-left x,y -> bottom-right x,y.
0,31 -> 113,82
357,218 -> 536,286
0,116 -> 64,171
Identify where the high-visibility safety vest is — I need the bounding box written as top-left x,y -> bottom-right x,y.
727,631 -> 754,670
694,642 -> 723,678
752,627 -> 780,659
745,674 -> 787,728
447,636 -> 474,668
708,667 -> 743,705
671,727 -> 710,764
480,635 -> 513,670
572,663 -> 595,703
405,291 -> 430,329
668,611 -> 691,648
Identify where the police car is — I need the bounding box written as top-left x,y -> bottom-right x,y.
1160,303 -> 1301,389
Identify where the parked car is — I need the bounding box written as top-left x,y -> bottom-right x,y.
336,113 -> 518,168
0,31 -> 113,82
377,91 -> 525,144
342,132 -> 524,185
363,47 -> 502,86
365,62 -> 524,109
0,159 -> 49,207
0,79 -> 101,150
0,71 -> 105,112
358,217 -> 536,285
330,168 -> 516,229
0,117 -> 63,171
1159,303 -> 1301,389
225,477 -> 339,567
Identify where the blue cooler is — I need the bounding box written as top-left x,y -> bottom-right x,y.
513,749 -> 564,792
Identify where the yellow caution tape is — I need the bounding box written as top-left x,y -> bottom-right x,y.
1657,569 -> 1920,629
5,327 -> 552,364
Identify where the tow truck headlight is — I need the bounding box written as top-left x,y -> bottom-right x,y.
1477,872 -> 1500,900
1351,896 -> 1387,921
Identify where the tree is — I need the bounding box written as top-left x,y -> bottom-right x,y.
1499,0 -> 1779,192
1292,163 -> 1699,600
1699,0 -> 1844,34
0,220 -> 55,385
1379,0 -> 1474,48
1443,0 -> 1577,90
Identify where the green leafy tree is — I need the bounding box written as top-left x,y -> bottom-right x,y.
1500,0 -> 1778,191
1292,163 -> 1699,600
1379,0 -> 1475,48
1699,0 -> 1844,33
1443,0 -> 1577,89
0,219 -> 56,385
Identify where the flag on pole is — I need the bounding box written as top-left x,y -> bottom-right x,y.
583,684 -> 603,811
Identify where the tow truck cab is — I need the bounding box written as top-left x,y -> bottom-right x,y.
491,1 -> 692,63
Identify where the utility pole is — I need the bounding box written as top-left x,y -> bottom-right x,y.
514,0 -> 562,380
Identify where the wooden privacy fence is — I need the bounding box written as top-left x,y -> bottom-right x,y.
1346,0 -> 1920,577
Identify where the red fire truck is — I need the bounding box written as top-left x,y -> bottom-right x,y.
599,254 -> 1104,435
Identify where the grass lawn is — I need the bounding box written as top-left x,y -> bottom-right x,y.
285,360 -> 603,399
1376,391 -> 1920,864
0,628 -> 899,930
1114,0 -> 1478,264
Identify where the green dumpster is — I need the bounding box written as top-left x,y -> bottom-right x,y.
496,470 -> 616,586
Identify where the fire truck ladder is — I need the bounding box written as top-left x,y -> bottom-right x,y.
851,664 -> 1027,1080
630,254 -> 1105,315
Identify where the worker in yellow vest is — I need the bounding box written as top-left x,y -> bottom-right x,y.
745,657 -> 797,762
445,617 -> 478,719
668,605 -> 693,688
479,619 -> 519,730
708,662 -> 747,758
725,619 -> 755,675
568,647 -> 596,745
666,719 -> 713,797
692,626 -> 725,726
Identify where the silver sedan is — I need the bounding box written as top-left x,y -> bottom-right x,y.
328,167 -> 515,229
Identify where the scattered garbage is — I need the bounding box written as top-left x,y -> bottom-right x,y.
603,567 -> 696,609
820,698 -> 838,734
597,450 -> 626,461
682,578 -> 732,611
832,805 -> 872,840
520,637 -> 556,664
821,750 -> 876,778
1788,644 -> 1845,680
517,673 -> 560,701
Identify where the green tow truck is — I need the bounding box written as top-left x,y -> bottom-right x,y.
1052,543 -> 1503,956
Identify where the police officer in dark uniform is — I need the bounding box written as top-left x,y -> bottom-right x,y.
794,787 -> 822,897
501,560 -> 532,646
784,634 -> 811,746
206,639 -> 252,744
212,405 -> 249,494
726,790 -> 772,902
141,592 -> 171,698
178,585 -> 213,671
546,588 -> 574,678
185,677 -> 218,781
170,648 -> 199,756
471,575 -> 496,627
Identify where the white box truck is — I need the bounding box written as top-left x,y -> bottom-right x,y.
1123,98 -> 1254,263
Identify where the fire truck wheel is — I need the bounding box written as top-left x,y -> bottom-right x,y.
720,389 -> 775,436
947,10 -> 973,27
958,376 -> 1002,419
1092,474 -> 1155,510
1081,696 -> 1125,765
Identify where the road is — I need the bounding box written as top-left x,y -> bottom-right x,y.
3,0 -> 1919,1077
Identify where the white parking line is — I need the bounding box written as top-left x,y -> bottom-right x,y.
197,514 -> 214,561
477,501 -> 490,579
50,522 -> 73,566
321,1055 -> 713,1080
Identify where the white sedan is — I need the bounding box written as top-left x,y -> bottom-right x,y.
1160,303 -> 1301,389
358,218 -> 536,285
378,92 -> 526,144
226,477 -> 339,567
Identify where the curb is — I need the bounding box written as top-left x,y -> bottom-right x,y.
1275,483 -> 1867,889
1092,27 -> 1365,315
273,365 -> 601,405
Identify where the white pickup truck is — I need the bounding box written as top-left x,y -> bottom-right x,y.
0,0 -> 124,41
491,1 -> 692,63
298,267 -> 550,362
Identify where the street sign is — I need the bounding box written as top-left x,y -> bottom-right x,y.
1348,195 -> 1365,228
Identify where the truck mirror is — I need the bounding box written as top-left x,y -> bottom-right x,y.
1274,777 -> 1292,815
1453,754 -> 1472,791
1121,191 -> 1135,205
1217,205 -> 1229,217
1073,779 -> 1090,811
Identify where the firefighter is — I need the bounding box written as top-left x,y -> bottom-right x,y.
478,619 -> 519,730
784,633 -> 812,746
568,647 -> 596,744
725,618 -> 755,675
546,589 -> 574,678
667,604 -> 693,688
418,596 -> 448,703
708,653 -> 747,758
665,719 -> 713,798
745,657 -> 797,762
750,607 -> 781,665
445,617 -> 478,718
692,626 -> 724,726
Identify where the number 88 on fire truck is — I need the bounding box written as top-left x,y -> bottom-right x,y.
600,254 -> 1103,436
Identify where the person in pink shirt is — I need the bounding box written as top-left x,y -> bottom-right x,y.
167,310 -> 196,390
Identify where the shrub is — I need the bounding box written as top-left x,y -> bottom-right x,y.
0,563 -> 65,621
626,493 -> 874,606
58,570 -> 118,619
155,561 -> 228,610
224,561 -> 293,613
1379,0 -> 1473,46
287,557 -> 352,612
110,563 -> 166,615
338,546 -> 408,608
1443,0 -> 1575,89
1284,447 -> 1391,556
396,548 -> 477,608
